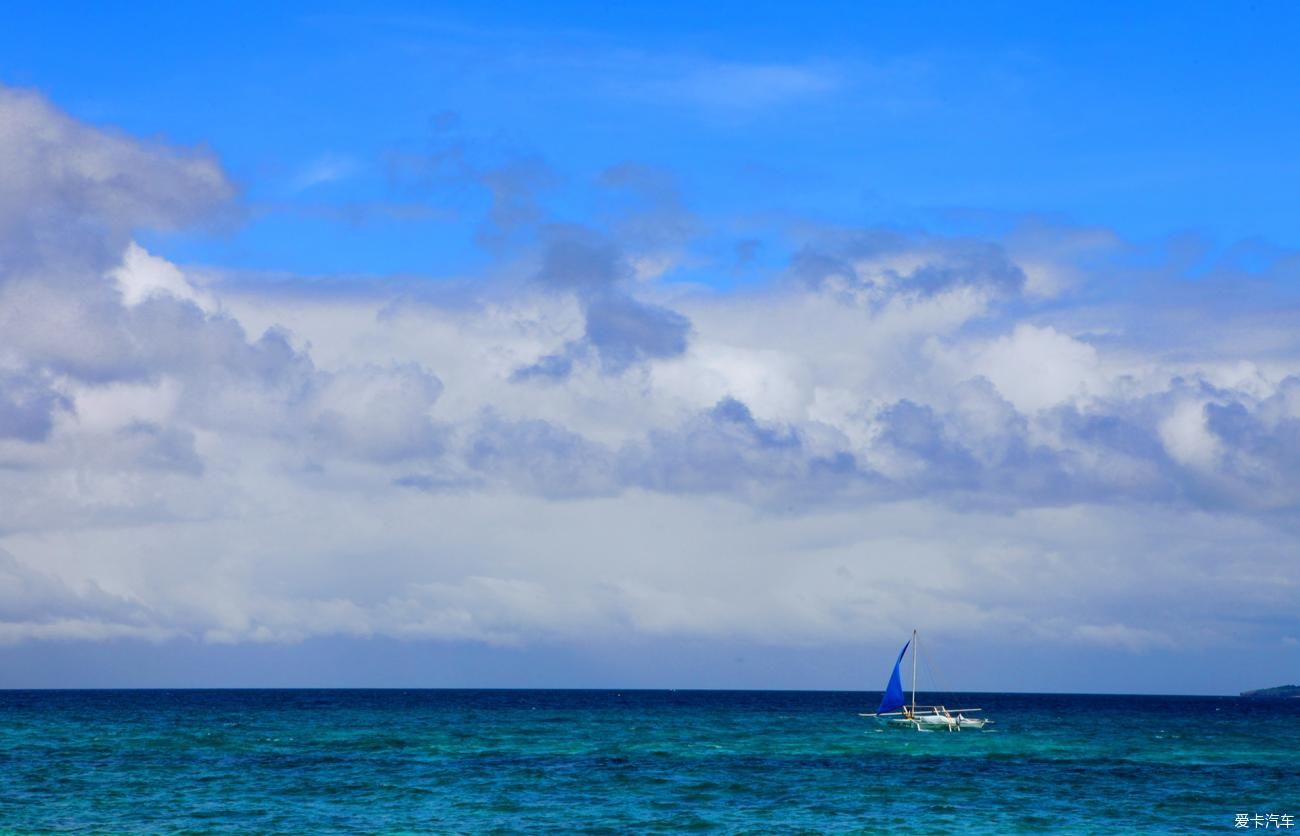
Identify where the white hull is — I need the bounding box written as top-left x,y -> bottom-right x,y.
879,714 -> 987,731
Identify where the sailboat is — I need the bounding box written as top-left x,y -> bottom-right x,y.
859,630 -> 989,731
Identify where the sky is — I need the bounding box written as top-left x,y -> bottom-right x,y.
1,2 -> 1299,694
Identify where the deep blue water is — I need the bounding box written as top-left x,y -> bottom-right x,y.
1,690 -> 1297,833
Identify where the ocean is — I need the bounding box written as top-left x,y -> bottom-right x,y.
1,689 -> 1296,833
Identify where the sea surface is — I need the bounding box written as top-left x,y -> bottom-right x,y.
1,689 -> 1297,833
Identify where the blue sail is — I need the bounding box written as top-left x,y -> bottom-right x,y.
876,639 -> 911,714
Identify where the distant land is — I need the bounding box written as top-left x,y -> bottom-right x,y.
1240,685 -> 1300,699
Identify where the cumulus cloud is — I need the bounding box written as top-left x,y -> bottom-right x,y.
0,547 -> 165,644
0,86 -> 233,276
789,227 -> 1027,302
1,82 -> 1299,676
0,370 -> 70,442
513,224 -> 694,379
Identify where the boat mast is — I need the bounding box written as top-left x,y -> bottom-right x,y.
910,628 -> 917,717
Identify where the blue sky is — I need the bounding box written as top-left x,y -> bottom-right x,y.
7,2 -> 1300,275
1,3 -> 1299,693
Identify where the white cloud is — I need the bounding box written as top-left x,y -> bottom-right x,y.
1,83 -> 1299,678
111,242 -> 216,311
0,86 -> 232,271
290,152 -> 360,192
964,324 -> 1104,413
657,61 -> 840,111
7,233 -> 1292,653
1159,398 -> 1222,471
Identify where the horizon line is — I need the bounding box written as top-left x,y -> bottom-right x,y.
0,685 -> 1258,698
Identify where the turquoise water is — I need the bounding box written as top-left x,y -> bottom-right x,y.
1,690 -> 1296,832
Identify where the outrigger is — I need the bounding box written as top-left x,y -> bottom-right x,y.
859,630 -> 989,731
